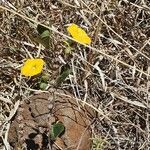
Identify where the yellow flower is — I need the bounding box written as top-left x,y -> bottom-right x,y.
67,23 -> 91,45
21,59 -> 45,77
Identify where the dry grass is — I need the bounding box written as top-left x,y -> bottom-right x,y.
0,0 -> 150,149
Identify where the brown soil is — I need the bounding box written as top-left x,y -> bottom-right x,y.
8,89 -> 94,150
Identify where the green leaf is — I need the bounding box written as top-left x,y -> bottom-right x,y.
40,30 -> 50,39
38,75 -> 49,90
37,24 -> 49,34
56,69 -> 71,86
39,82 -> 48,90
64,47 -> 72,54
41,75 -> 49,82
50,121 -> 65,141
33,35 -> 50,49
34,24 -> 51,48
63,40 -> 73,54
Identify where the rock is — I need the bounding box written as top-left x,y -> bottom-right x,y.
52,90 -> 92,150
8,89 -> 94,150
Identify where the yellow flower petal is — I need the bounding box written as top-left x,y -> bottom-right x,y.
21,59 -> 45,77
67,23 -> 91,45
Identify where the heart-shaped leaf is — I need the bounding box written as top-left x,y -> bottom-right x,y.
50,121 -> 65,141
33,24 -> 51,49
40,30 -> 50,39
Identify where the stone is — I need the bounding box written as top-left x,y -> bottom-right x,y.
8,89 -> 94,150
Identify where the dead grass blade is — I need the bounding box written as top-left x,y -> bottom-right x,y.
7,100 -> 20,121
112,92 -> 147,108
79,0 -> 150,61
0,96 -> 13,104
0,5 -> 149,77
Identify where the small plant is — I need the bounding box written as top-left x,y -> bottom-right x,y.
34,24 -> 51,49
91,137 -> 106,150
39,75 -> 49,90
63,40 -> 73,54
50,121 -> 65,141
56,67 -> 71,86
